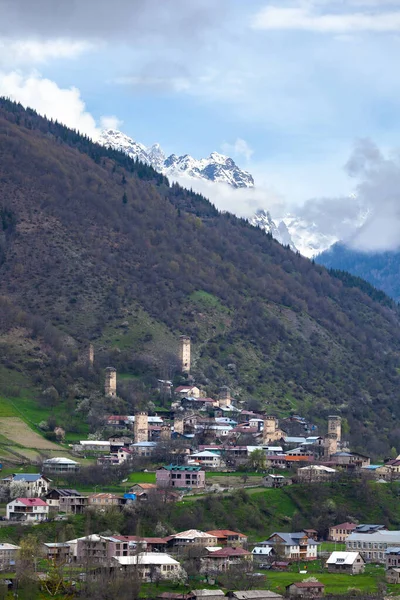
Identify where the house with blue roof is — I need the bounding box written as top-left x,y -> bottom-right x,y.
2,473 -> 51,497
259,532 -> 319,561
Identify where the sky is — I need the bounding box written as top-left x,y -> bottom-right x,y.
2,0 -> 400,250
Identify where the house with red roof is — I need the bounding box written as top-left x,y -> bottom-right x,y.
201,546 -> 252,573
6,497 -> 49,521
206,530 -> 248,547
328,522 -> 357,542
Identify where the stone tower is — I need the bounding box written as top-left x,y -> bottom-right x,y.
105,367 -> 117,397
179,335 -> 191,373
324,433 -> 338,458
134,412 -> 148,443
174,416 -> 184,435
263,416 -> 279,444
328,415 -> 342,442
160,424 -> 171,441
88,344 -> 94,367
219,386 -> 231,408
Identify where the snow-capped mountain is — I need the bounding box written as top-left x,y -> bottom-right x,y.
99,129 -> 254,189
251,210 -> 298,252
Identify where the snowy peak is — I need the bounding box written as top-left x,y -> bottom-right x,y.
251,210 -> 298,252
99,129 -> 254,189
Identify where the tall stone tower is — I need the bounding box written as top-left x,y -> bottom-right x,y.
324,433 -> 338,458
105,367 -> 117,397
174,416 -> 184,435
328,415 -> 342,443
179,335 -> 191,374
219,386 -> 231,408
134,412 -> 149,443
160,424 -> 171,441
88,344 -> 94,367
263,416 -> 279,444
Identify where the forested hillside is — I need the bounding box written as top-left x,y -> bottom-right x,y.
317,242 -> 400,303
1,98 -> 400,455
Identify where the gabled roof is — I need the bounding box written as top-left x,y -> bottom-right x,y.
331,522 -> 356,530
327,551 -> 363,565
172,530 -> 217,540
46,488 -> 81,498
287,582 -> 324,589
264,532 -> 318,546
15,498 -> 48,506
12,473 -> 48,482
207,547 -> 250,557
206,530 -> 246,538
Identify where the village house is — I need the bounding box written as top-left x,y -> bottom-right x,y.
329,452 -> 370,469
112,552 -> 183,582
59,494 -> 88,514
285,582 -> 325,598
346,530 -> 400,562
88,492 -> 124,509
259,532 -> 319,561
43,542 -> 72,563
74,440 -> 111,454
328,522 -> 357,542
45,488 -> 81,509
263,474 -> 291,488
156,465 -> 206,489
386,548 -> 400,569
175,386 -> 202,398
187,451 -> 223,469
229,592 -> 283,600
296,465 -> 337,482
128,483 -> 158,499
2,473 -> 51,497
6,497 -> 49,521
386,568 -> 400,584
200,547 -> 252,573
0,543 -> 20,570
106,415 -> 131,429
42,457 -> 80,474
206,530 -> 248,548
109,535 -> 167,556
131,441 -> 157,457
166,530 -> 218,551
326,551 -> 365,574
252,546 -> 273,563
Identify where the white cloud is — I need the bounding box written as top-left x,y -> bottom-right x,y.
252,4 -> 400,33
221,138 -> 254,162
100,115 -> 124,131
0,71 -> 109,140
0,38 -> 93,67
170,173 -> 284,218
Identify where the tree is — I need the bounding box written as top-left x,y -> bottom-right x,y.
248,448 -> 267,472
9,480 -> 29,499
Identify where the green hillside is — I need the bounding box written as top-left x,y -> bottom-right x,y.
1,98 -> 400,455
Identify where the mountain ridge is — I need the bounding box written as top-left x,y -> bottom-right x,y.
99,128 -> 255,189
1,97 -> 400,455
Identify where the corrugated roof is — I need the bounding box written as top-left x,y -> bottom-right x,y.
326,551 -> 363,565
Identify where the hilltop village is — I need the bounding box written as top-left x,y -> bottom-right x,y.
1,336 -> 400,598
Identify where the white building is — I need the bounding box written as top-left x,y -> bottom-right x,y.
187,451 -> 223,468
2,473 -> 51,497
113,552 -> 184,581
6,497 -> 49,521
43,457 -> 80,473
0,543 -> 20,570
346,531 -> 400,562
